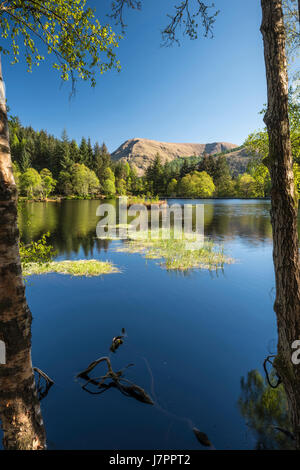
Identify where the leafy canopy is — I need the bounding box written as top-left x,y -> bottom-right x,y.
0,0 -> 121,87
245,90 -> 300,164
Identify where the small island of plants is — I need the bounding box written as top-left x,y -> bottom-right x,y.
117,231 -> 234,272
23,259 -> 119,277
20,233 -> 118,277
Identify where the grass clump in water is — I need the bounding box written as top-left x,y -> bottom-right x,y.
117,231 -> 234,272
23,259 -> 119,277
126,196 -> 167,207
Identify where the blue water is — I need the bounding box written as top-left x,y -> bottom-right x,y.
9,199 -> 290,449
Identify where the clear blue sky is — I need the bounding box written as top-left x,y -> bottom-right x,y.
2,0 -> 267,152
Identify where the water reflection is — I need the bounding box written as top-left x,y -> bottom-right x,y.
238,370 -> 294,450
75,328 -> 153,404
76,329 -> 214,449
18,199 -> 290,256
19,200 -> 114,257
12,198 -> 300,450
77,356 -> 154,404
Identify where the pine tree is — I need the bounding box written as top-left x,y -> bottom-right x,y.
79,137 -> 89,166
87,137 -> 93,169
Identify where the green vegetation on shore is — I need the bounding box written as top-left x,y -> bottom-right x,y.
10,90 -> 299,201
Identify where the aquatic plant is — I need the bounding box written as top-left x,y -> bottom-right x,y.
23,259 -> 119,277
116,231 -> 233,272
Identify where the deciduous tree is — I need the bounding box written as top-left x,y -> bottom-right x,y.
260,0 -> 300,447
0,0 -> 120,450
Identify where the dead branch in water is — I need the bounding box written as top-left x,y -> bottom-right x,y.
33,367 -> 54,401
76,356 -> 153,405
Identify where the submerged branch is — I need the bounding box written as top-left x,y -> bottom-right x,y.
76,356 -> 153,405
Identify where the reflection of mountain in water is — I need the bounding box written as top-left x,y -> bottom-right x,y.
18,200 -> 300,256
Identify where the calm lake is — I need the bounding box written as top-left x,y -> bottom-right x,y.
4,199 -> 300,449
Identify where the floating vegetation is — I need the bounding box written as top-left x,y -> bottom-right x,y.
76,356 -> 154,405
116,231 -> 234,272
125,196 -> 167,207
23,259 -> 119,277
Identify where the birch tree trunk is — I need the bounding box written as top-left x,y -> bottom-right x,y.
0,56 -> 46,450
261,0 -> 300,448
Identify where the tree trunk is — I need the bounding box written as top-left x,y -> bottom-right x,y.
261,0 -> 300,448
0,56 -> 46,450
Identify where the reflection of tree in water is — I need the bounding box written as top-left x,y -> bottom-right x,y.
18,200 -> 300,257
18,201 -> 59,243
238,370 -> 294,449
172,202 -> 274,244
162,265 -> 225,279
203,203 -> 273,244
19,200 -> 113,257
53,229 -> 111,257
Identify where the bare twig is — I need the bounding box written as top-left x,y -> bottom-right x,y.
109,0 -> 141,32
109,0 -> 218,45
161,1 -> 219,46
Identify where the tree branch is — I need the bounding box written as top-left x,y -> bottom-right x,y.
109,0 -> 218,44
161,0 -> 219,46
109,0 -> 141,32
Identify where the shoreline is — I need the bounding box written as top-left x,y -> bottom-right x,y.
164,196 -> 271,200
18,195 -> 168,205
19,196 -> 271,203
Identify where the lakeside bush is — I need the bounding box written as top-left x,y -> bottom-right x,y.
20,233 -> 118,278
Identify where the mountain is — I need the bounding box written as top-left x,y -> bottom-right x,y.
111,138 -> 248,175
222,147 -> 253,175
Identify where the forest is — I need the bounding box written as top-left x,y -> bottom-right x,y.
9,90 -> 300,200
